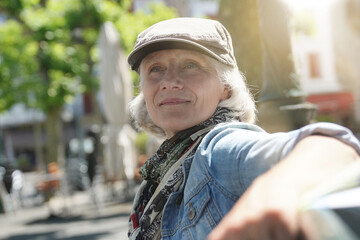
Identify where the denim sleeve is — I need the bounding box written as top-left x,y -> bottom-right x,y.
199,122 -> 360,198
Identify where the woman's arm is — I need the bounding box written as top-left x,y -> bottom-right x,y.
207,135 -> 359,240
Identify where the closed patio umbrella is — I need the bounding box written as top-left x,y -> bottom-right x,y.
99,21 -> 136,183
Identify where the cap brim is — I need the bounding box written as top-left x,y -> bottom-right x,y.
127,38 -> 224,70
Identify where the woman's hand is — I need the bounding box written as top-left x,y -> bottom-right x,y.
208,135 -> 359,240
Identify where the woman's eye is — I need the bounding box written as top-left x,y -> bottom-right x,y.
184,62 -> 199,70
149,66 -> 162,73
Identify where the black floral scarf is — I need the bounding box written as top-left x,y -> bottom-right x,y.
128,107 -> 237,240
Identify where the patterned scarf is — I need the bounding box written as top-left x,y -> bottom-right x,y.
128,107 -> 237,240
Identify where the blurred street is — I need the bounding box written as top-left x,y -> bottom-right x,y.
0,171 -> 134,240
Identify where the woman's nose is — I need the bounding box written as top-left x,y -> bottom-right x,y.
160,67 -> 183,90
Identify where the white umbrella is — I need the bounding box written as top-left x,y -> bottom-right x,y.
99,21 -> 136,182
99,21 -> 132,125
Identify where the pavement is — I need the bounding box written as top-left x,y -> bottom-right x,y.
0,172 -> 135,240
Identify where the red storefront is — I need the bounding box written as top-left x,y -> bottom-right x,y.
307,91 -> 354,120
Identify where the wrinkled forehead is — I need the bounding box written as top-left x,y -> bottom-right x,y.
140,49 -> 211,70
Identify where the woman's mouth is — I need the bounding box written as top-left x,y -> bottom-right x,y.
159,98 -> 190,106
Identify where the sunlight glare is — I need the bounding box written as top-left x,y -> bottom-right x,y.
282,0 -> 340,11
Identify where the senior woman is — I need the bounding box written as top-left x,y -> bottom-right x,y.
127,18 -> 360,240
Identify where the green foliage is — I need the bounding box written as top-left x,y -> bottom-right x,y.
114,3 -> 177,53
135,131 -> 149,155
316,114 -> 335,123
0,0 -> 176,113
113,2 -> 177,95
293,11 -> 316,36
0,20 -> 41,110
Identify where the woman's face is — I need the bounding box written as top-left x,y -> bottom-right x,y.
140,49 -> 229,138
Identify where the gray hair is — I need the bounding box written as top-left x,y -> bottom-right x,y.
129,55 -> 256,138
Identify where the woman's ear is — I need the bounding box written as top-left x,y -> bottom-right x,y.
220,86 -> 230,101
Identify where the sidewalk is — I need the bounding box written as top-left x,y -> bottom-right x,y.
0,172 -> 134,240
0,191 -> 132,240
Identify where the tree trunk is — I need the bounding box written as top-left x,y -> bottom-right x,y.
45,106 -> 65,170
255,0 -> 317,132
218,0 -> 317,132
218,0 -> 263,100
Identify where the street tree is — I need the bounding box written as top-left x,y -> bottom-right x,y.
0,0 -> 176,169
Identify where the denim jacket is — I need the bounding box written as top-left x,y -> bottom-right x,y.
159,122 -> 360,239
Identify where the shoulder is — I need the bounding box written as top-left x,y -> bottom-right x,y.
198,122 -> 291,161
200,122 -> 267,150
191,122 -> 274,196
208,122 -> 266,137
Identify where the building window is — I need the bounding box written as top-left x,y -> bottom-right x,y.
308,52 -> 321,78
